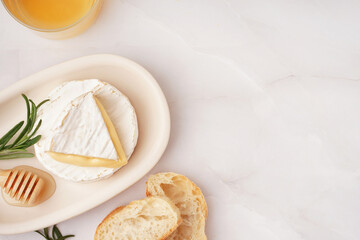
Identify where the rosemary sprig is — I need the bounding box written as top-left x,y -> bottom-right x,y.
35,225 -> 75,240
0,94 -> 48,160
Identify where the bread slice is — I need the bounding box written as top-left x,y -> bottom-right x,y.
94,196 -> 182,240
146,172 -> 207,240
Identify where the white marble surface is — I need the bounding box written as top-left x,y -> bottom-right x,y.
1,0 -> 360,239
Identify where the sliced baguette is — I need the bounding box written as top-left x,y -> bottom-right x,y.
146,172 -> 207,240
94,196 -> 182,240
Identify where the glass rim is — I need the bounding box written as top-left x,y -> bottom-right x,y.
1,0 -> 100,32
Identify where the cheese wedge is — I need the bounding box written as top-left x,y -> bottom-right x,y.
48,92 -> 127,168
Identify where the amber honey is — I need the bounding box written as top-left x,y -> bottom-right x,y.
2,0 -> 102,39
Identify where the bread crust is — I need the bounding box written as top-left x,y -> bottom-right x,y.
95,205 -> 126,238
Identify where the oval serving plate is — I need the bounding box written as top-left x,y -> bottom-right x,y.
0,54 -> 170,234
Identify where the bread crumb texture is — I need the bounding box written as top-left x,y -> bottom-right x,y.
146,172 -> 207,240
94,196 -> 181,240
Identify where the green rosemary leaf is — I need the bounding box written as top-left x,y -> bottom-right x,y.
1,149 -> 27,153
60,235 -> 75,240
37,99 -> 50,109
0,121 -> 24,150
53,225 -> 62,238
44,228 -> 50,240
35,230 -> 47,239
28,119 -> 42,139
29,99 -> 37,131
18,135 -> 41,149
0,94 -> 48,159
0,152 -> 34,160
22,94 -> 30,124
36,225 -> 74,240
10,119 -> 32,148
43,227 -> 50,238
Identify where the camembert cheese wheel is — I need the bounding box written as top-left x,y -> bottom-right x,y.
35,80 -> 138,182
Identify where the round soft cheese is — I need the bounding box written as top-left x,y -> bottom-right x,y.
35,79 -> 138,182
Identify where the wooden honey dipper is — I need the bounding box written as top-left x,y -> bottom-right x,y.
0,166 -> 55,207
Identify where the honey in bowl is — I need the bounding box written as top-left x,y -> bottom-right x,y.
2,0 -> 102,39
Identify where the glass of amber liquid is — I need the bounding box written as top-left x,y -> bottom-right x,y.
1,0 -> 103,39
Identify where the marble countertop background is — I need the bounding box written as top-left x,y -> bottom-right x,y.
1,0 -> 360,239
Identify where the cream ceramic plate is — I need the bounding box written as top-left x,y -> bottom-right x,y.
0,54 -> 170,235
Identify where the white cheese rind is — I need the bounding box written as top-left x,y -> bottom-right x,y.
35,79 -> 138,182
51,92 -> 118,160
